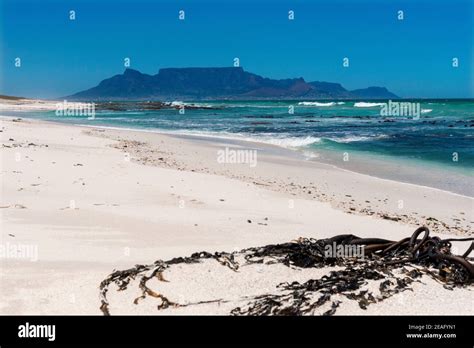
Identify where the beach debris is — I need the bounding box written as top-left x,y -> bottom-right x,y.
381,214 -> 400,222
99,227 -> 473,316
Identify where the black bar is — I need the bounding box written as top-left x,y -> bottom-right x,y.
0,316 -> 472,346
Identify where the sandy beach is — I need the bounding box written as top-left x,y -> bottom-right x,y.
0,115 -> 472,315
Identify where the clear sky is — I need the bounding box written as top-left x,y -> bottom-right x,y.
0,0 -> 472,99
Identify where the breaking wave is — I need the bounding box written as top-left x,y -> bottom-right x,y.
259,136 -> 321,147
353,102 -> 385,108
168,101 -> 216,109
298,102 -> 345,106
324,134 -> 389,143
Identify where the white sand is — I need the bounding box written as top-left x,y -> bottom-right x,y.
0,115 -> 472,315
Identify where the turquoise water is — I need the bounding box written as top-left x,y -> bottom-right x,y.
5,99 -> 474,175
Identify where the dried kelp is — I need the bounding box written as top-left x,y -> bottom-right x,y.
99,227 -> 473,315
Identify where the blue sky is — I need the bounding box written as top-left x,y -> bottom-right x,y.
0,0 -> 472,98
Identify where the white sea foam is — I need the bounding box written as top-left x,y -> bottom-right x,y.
353,102 -> 385,108
328,136 -> 371,143
298,101 -> 345,107
259,136 -> 321,147
118,126 -> 321,150
302,151 -> 320,160
167,101 -> 216,109
298,102 -> 335,106
327,134 -> 388,143
179,131 -> 320,148
421,109 -> 433,114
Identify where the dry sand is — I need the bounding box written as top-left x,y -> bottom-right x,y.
0,115 -> 472,315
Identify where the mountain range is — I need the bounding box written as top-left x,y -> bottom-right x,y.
69,67 -> 399,100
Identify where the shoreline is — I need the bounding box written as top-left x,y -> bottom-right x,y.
5,113 -> 472,198
80,122 -> 474,199
0,115 -> 472,315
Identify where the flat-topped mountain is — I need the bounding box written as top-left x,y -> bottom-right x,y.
69,67 -> 399,100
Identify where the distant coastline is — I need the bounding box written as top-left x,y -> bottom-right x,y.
68,67 -> 399,101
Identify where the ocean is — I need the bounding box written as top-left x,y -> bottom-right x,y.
4,99 -> 473,195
